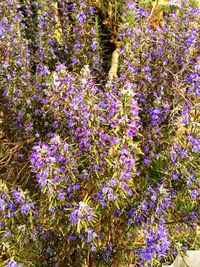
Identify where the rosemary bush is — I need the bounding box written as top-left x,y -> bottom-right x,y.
0,0 -> 199,266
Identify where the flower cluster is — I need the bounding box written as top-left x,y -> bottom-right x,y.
69,201 -> 96,229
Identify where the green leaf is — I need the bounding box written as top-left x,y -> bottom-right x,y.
77,219 -> 81,233
105,158 -> 113,167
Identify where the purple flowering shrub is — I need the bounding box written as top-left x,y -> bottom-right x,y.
0,0 -> 199,266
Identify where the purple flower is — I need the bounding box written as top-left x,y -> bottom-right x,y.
91,245 -> 96,251
150,107 -> 163,126
76,11 -> 86,24
110,178 -> 117,187
12,191 -> 23,204
70,201 -> 95,225
6,259 -> 23,267
20,203 -> 31,214
4,230 -> 11,237
49,206 -> 55,213
91,38 -> 97,51
188,135 -> 200,152
0,198 -> 5,211
86,229 -> 95,243
107,193 -> 114,200
102,187 -> 109,194
190,189 -> 199,200
140,251 -> 153,261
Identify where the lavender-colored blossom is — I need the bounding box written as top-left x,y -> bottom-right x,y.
20,203 -> 31,215
188,135 -> 200,152
6,259 -> 23,267
190,189 -> 199,200
70,201 -> 95,225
